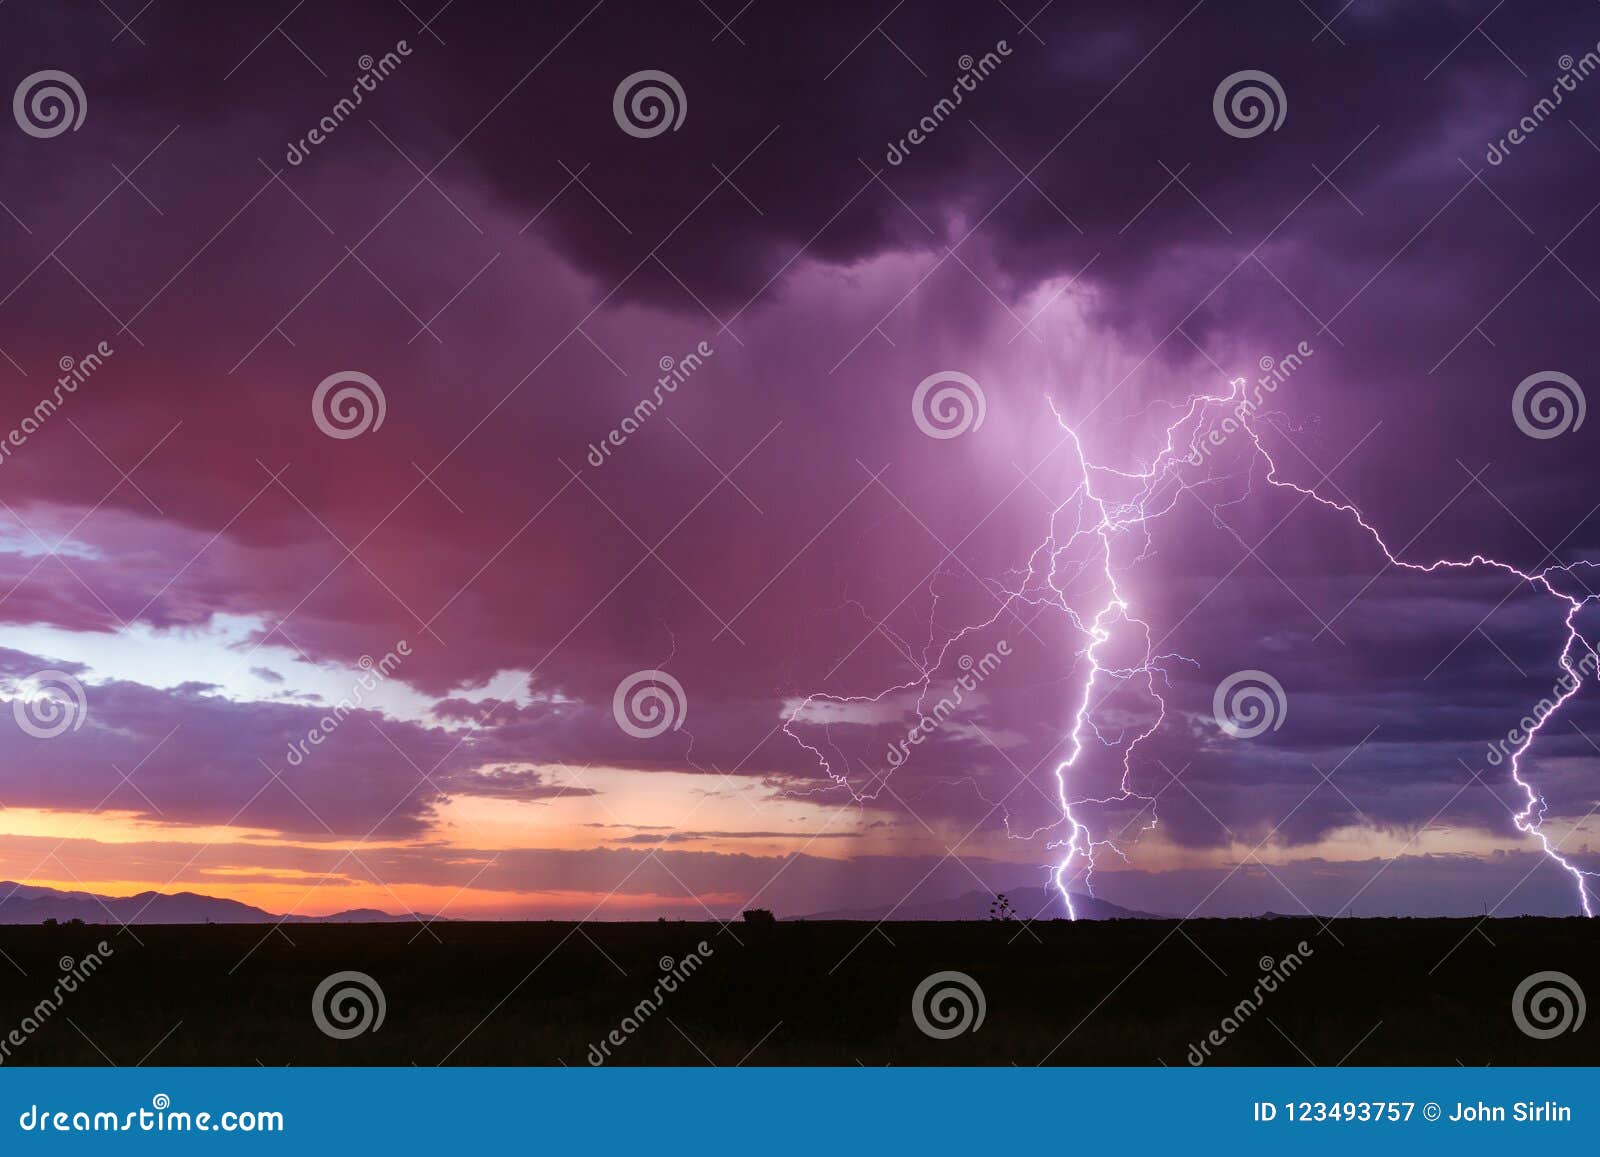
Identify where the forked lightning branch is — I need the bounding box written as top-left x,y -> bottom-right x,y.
788,371 -> 1600,917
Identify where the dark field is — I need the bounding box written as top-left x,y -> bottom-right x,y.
0,917 -> 1594,1066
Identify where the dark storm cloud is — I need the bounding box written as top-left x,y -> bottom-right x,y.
1,0 -> 1599,912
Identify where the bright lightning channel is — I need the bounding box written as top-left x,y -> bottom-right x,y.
787,376 -> 1600,919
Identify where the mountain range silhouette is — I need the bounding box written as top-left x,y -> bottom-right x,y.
803,885 -> 1159,920
0,881 -> 430,924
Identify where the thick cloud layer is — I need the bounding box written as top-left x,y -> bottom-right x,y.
1,0 -> 1598,915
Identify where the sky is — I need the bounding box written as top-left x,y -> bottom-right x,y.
1,0 -> 1599,920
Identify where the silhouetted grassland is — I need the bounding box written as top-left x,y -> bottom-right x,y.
0,917 -> 1593,1066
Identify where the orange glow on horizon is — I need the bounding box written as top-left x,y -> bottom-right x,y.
18,873 -> 748,920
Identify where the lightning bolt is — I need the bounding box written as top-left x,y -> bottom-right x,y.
787,374 -> 1600,919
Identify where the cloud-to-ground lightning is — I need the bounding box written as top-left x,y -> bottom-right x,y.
787,374 -> 1599,918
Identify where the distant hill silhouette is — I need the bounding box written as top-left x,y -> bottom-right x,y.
802,885 -> 1159,921
0,881 -> 434,925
